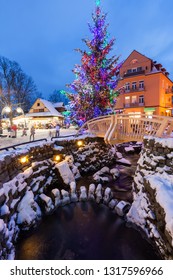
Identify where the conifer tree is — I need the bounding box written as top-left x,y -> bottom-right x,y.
67,0 -> 121,125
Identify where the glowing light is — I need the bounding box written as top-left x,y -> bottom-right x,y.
96,0 -> 101,6
20,156 -> 28,164
4,106 -> 11,113
77,140 -> 84,147
54,155 -> 62,162
16,107 -> 23,114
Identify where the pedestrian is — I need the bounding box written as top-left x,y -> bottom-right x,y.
21,127 -> 27,136
11,124 -> 17,138
30,126 -> 35,141
55,123 -> 60,137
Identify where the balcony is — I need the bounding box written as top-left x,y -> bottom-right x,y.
124,86 -> 145,93
124,102 -> 145,108
123,70 -> 145,78
165,88 -> 173,94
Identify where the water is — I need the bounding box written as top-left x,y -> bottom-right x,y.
15,202 -> 161,260
15,152 -> 161,260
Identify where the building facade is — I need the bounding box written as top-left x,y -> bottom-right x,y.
115,50 -> 173,117
25,98 -> 64,128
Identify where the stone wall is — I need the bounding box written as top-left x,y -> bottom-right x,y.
127,136 -> 173,259
0,137 -> 121,260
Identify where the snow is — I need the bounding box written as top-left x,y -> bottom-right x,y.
17,191 -> 41,226
56,161 -> 75,185
144,136 -> 173,148
116,158 -> 131,166
0,219 -> 5,232
79,186 -> 87,201
61,189 -> 70,205
145,174 -> 173,242
124,146 -> 135,152
0,204 -> 10,215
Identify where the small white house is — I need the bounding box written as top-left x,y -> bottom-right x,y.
25,98 -> 64,128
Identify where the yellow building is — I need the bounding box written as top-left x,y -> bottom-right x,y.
115,50 -> 173,117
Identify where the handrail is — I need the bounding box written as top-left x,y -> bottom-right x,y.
0,138 -> 48,152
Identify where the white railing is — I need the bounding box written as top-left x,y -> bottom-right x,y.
79,114 -> 173,144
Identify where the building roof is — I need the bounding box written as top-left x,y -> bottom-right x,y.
28,98 -> 64,118
53,102 -> 64,108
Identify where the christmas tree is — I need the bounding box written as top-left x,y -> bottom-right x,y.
67,0 -> 122,126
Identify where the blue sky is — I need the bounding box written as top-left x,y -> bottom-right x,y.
0,0 -> 173,97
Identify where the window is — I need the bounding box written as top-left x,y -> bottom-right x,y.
139,80 -> 144,89
37,103 -> 40,106
127,69 -> 132,73
137,67 -> 142,72
125,82 -> 130,91
132,82 -> 137,90
39,109 -> 44,112
139,95 -> 144,104
132,96 -> 137,104
132,68 -> 137,72
125,96 -> 130,103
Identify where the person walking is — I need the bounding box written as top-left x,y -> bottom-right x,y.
30,126 -> 35,141
55,124 -> 60,137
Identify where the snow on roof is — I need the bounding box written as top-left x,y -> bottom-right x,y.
26,112 -> 63,118
28,99 -> 63,117
53,102 -> 64,108
40,99 -> 63,116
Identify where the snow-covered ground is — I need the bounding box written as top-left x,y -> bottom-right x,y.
0,127 -> 77,150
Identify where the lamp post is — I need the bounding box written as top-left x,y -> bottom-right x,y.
1,105 -> 25,136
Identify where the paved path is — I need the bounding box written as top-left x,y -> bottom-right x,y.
0,127 -> 77,149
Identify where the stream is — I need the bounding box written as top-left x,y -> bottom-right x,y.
15,153 -> 161,260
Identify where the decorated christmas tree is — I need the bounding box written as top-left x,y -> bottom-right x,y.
66,0 -> 122,126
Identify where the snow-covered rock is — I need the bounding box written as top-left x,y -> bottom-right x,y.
110,168 -> 120,179
39,193 -> 54,214
51,188 -> 61,207
115,201 -> 131,217
88,183 -> 96,200
95,184 -> 102,203
103,187 -> 112,204
79,186 -> 87,202
56,161 -> 75,185
70,182 -> 78,202
17,191 -> 41,228
108,199 -> 119,209
61,189 -> 70,206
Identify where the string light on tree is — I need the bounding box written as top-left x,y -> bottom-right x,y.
66,0 -> 122,126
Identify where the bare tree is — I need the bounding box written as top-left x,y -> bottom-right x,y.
0,55 -> 38,124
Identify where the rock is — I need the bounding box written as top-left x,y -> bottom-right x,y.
39,193 -> 54,214
110,168 -> 120,179
61,190 -> 70,206
88,184 -> 95,200
95,184 -> 102,203
103,187 -> 112,204
51,188 -> 61,207
108,199 -> 119,209
79,186 -> 87,202
70,182 -> 78,202
115,201 -> 131,217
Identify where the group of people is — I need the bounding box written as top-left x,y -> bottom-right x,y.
4,122 -> 62,142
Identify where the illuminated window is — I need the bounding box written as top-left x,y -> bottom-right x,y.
125,96 -> 130,104
132,96 -> 137,103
